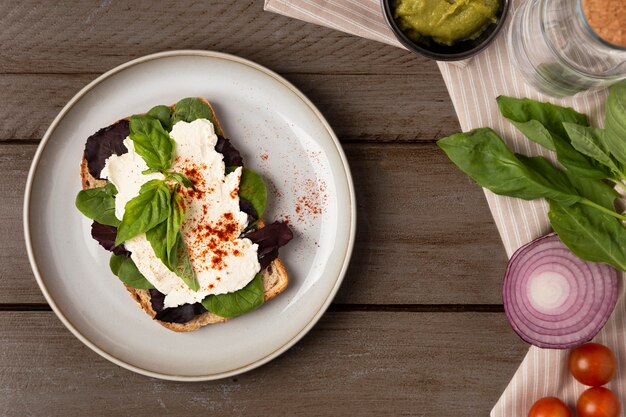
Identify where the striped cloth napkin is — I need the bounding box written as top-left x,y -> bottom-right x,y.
264,0 -> 626,415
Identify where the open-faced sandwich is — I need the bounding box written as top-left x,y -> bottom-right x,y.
75,97 -> 293,332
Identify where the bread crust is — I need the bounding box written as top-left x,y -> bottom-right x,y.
80,98 -> 288,332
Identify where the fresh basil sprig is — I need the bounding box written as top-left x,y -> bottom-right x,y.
201,273 -> 264,318
438,80 -> 626,271
438,129 -> 582,206
115,180 -> 172,245
497,96 -> 610,180
75,183 -> 121,227
129,114 -> 194,188
144,191 -> 200,291
129,115 -> 175,173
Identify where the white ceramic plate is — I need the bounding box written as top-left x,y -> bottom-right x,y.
24,50 -> 355,381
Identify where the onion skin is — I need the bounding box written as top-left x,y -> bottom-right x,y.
503,233 -> 618,349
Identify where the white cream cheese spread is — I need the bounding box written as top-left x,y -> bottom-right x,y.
100,119 -> 260,308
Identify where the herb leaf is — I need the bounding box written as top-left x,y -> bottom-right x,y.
129,115 -> 175,172
437,128 -> 581,206
604,81 -> 626,166
567,175 -> 619,211
146,191 -> 185,267
168,234 -> 200,292
172,97 -> 216,126
165,172 -> 195,189
226,166 -> 268,217
147,105 -> 174,132
549,201 -> 626,271
201,273 -> 264,318
564,123 -> 621,173
496,96 -> 588,139
497,96 -> 608,180
506,119 -> 556,151
115,180 -> 171,245
75,183 -> 121,227
109,254 -> 155,289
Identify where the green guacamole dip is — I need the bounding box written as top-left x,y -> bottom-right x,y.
394,0 -> 500,46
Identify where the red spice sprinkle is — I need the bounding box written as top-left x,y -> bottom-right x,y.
294,178 -> 328,222
187,212 -> 241,272
260,154 -> 269,161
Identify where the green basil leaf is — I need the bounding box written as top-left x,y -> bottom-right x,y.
496,96 -> 589,140
552,135 -> 610,180
226,166 -> 267,217
147,105 -> 173,132
168,234 -> 200,292
115,180 -> 171,245
497,96 -> 608,179
165,172 -> 195,189
566,175 -> 619,211
109,254 -> 154,289
129,115 -> 175,172
201,273 -> 264,318
564,123 -> 621,173
549,201 -> 626,271
146,191 -> 185,266
75,183 -> 120,227
507,119 -> 556,151
172,97 -> 216,126
437,128 -> 581,206
604,80 -> 626,166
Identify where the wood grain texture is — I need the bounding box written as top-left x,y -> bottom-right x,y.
0,73 -> 457,142
0,0 -> 428,75
0,311 -> 527,416
2,143 -> 507,304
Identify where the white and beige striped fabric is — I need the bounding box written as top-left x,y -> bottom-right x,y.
264,0 -> 626,415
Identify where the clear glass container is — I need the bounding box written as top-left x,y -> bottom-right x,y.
509,0 -> 626,97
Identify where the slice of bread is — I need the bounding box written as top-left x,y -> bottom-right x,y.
80,98 -> 288,332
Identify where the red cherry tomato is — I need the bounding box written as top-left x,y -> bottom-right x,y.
569,343 -> 616,386
577,387 -> 620,417
528,397 -> 571,417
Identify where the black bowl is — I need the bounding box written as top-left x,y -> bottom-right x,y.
382,0 -> 510,61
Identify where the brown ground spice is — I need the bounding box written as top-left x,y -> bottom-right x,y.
582,0 -> 626,47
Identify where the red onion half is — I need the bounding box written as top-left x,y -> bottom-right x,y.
503,233 -> 618,349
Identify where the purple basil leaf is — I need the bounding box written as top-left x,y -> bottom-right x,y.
216,135 -> 243,167
91,222 -> 130,256
84,120 -> 130,179
239,197 -> 258,221
244,221 -> 293,269
149,289 -> 206,323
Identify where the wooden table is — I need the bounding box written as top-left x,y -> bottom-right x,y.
0,1 -> 529,415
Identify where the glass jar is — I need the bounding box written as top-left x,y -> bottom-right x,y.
509,0 -> 626,97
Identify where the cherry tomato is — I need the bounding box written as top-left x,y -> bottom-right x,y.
528,397 -> 571,417
577,387 -> 620,417
569,343 -> 616,386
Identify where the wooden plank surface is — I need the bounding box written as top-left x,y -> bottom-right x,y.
0,0 -> 428,75
0,73 -> 457,142
1,143 -> 507,304
0,311 -> 527,417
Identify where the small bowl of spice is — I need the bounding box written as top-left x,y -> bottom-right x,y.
382,0 -> 510,61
